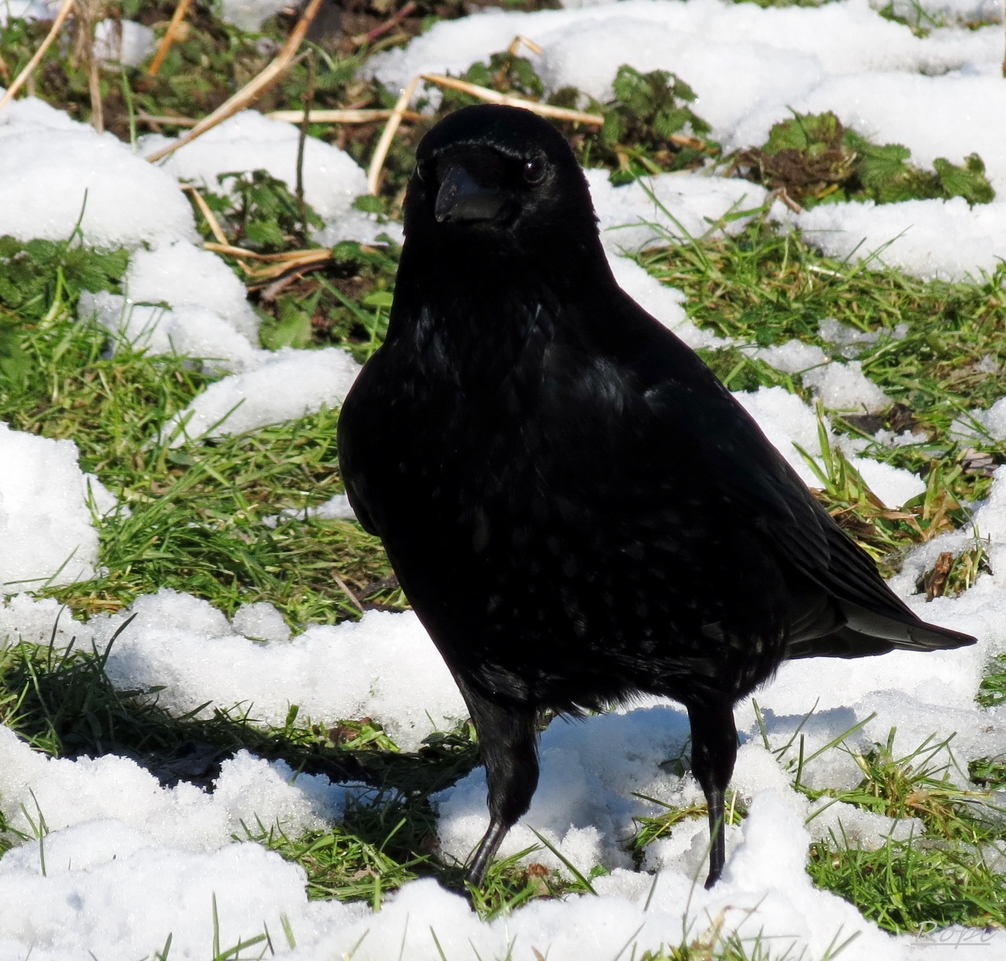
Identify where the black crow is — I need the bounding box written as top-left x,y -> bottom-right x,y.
337,104 -> 976,888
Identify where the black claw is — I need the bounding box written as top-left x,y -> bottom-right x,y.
687,698 -> 736,888
466,819 -> 509,887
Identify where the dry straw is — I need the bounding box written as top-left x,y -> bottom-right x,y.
147,0 -> 194,77
265,108 -> 424,124
0,0 -> 76,115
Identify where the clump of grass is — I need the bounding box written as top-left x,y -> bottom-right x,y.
195,169 -> 325,253
812,730 -> 984,835
738,702 -> 1006,934
0,234 -> 128,386
242,814 -> 427,906
634,922 -> 861,961
730,111 -> 994,208
977,657 -> 1006,709
808,831 -> 1006,934
249,240 -> 399,360
796,411 -> 970,574
757,704 -> 1001,839
626,796 -> 747,870
915,536 -> 992,601
442,48 -> 548,105
571,65 -> 719,182
462,835 -> 609,921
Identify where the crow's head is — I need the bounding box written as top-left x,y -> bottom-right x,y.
404,105 -> 599,256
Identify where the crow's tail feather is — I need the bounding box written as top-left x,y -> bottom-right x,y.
785,602 -> 975,661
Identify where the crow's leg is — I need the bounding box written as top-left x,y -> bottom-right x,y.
457,681 -> 539,886
686,697 -> 738,889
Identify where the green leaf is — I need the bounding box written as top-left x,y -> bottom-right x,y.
362,291 -> 394,308
601,111 -> 625,146
597,64 -> 714,176
459,52 -> 544,100
850,138 -> 912,189
352,194 -> 386,214
933,153 -> 995,205
765,111 -> 843,155
651,106 -> 690,139
0,325 -> 31,386
261,299 -> 313,350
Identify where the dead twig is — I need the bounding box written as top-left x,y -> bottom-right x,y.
507,35 -> 543,56
420,73 -> 603,126
137,112 -> 199,127
257,267 -> 317,299
182,184 -> 230,246
333,573 -> 365,613
0,0 -> 76,115
366,75 -> 421,195
265,107 -> 423,123
204,243 -> 332,264
923,552 -> 954,601
769,187 -> 803,214
145,0 -> 324,164
296,49 -> 316,240
350,0 -> 417,47
148,0 -> 194,76
69,0 -> 104,132
204,243 -> 333,280
669,132 -> 708,150
88,42 -> 104,132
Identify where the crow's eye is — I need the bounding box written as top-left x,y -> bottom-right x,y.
414,162 -> 427,183
523,156 -> 546,184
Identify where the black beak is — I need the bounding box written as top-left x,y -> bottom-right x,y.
435,164 -> 505,223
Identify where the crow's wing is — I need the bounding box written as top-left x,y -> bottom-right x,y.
337,359 -> 383,538
625,304 -> 974,654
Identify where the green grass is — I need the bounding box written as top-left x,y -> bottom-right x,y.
3,3 -> 1006,950
58,407 -> 399,623
743,705 -> 1006,934
808,833 -> 1006,934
